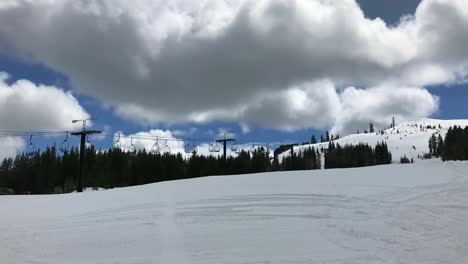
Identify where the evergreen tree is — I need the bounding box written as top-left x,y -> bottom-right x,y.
311,135 -> 317,144
325,142 -> 391,169
429,134 -> 437,156
400,155 -> 411,164
439,126 -> 468,161
436,134 -> 444,157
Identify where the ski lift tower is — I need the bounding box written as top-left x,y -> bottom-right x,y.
71,118 -> 101,193
216,132 -> 236,162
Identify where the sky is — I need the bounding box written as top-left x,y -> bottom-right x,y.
0,0 -> 467,159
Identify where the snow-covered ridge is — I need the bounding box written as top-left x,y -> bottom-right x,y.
279,118 -> 468,163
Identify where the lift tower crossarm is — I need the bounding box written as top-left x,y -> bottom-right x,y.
216,132 -> 236,162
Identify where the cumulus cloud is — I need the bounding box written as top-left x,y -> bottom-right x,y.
0,72 -> 90,131
0,72 -> 90,157
332,85 -> 439,134
0,136 -> 24,161
239,123 -> 250,134
0,0 -> 466,132
242,81 -> 340,131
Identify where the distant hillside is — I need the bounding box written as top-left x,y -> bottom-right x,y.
279,119 -> 468,163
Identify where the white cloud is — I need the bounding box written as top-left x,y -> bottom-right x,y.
0,136 -> 24,161
239,123 -> 250,134
241,81 -> 340,131
332,85 -> 439,134
0,0 -> 466,132
0,72 -> 90,158
0,72 -> 90,131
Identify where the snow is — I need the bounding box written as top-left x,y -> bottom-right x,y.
279,118 -> 468,163
1,160 -> 468,263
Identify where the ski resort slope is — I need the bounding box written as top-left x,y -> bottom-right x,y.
1,160 -> 468,263
279,118 -> 468,163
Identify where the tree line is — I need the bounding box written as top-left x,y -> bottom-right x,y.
0,139 -> 395,194
430,126 -> 468,161
0,145 -> 323,194
325,141 -> 392,169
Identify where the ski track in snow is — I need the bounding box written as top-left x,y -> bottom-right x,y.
1,160 -> 468,263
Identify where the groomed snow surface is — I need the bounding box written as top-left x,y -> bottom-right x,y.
1,160 -> 468,263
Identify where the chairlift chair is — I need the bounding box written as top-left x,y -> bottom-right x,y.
151,138 -> 160,155
129,138 -> 136,154
113,133 -> 122,149
209,142 -> 221,153
163,140 -> 171,154
184,140 -> 193,154
86,135 -> 93,149
26,135 -> 36,157
186,140 -> 198,154
235,146 -> 241,154
208,143 -> 215,152
231,143 -> 241,154
230,143 -> 238,152
59,132 -> 69,153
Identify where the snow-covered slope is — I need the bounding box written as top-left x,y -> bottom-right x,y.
280,118 -> 468,163
1,160 -> 468,263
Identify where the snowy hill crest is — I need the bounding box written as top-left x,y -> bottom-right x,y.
280,119 -> 468,163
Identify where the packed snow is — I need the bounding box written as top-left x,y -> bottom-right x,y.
1,160 -> 468,263
279,118 -> 468,163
